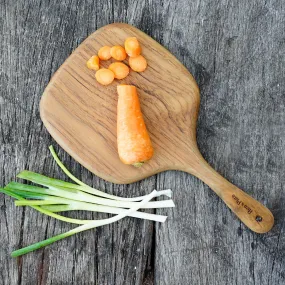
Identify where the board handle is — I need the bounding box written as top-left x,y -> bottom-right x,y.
182,154 -> 274,233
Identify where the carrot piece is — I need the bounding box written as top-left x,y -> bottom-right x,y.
124,37 -> 141,57
98,46 -> 111,60
110,46 -> 127,61
108,62 -> 129,79
117,85 -> 154,166
95,68 -> 114,85
87,55 -> 100,71
129,55 -> 147,72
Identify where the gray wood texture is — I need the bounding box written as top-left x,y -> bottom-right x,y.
0,0 -> 284,284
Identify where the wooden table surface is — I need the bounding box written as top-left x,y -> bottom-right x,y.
1,0 -> 284,284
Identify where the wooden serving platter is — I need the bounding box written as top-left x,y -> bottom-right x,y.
40,23 -> 274,233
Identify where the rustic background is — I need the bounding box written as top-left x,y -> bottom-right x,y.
0,0 -> 285,284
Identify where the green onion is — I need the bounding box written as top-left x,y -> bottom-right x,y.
6,181 -> 174,209
1,188 -> 167,224
40,203 -> 168,223
0,146 -> 175,257
11,190 -> 159,257
5,183 -> 171,222
0,188 -> 95,224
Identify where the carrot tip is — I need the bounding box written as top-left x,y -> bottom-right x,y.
133,162 -> 144,168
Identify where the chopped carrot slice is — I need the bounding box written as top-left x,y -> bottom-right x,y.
117,85 -> 154,166
98,46 -> 111,60
110,46 -> 127,61
129,55 -> 147,72
95,68 -> 114,85
125,37 -> 141,57
87,55 -> 100,71
108,62 -> 129,79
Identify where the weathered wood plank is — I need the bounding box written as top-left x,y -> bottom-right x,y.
0,0 -> 284,284
0,1 -> 156,285
155,0 -> 285,284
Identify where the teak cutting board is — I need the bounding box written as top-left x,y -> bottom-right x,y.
40,23 -> 274,233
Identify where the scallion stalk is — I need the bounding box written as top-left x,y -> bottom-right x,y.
39,204 -> 168,223
1,188 -> 168,223
0,145 -> 175,257
11,190 -> 159,257
0,188 -> 95,224
6,182 -> 174,209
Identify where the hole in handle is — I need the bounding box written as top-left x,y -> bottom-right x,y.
255,215 -> 263,222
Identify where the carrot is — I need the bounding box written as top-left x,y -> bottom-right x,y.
110,46 -> 127,61
124,37 -> 141,57
108,62 -> 129,79
98,46 -> 111,60
87,55 -> 100,71
95,68 -> 114,85
117,85 -> 154,166
129,55 -> 147,72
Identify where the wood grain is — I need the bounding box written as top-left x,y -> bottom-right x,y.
40,23 -> 274,233
40,23 -> 200,184
0,0 -> 285,284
